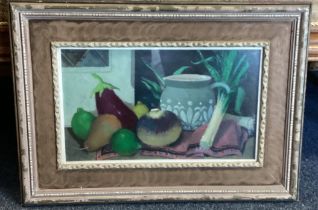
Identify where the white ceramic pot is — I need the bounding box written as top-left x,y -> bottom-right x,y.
160,74 -> 215,131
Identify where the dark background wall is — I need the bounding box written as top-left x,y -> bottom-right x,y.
135,49 -> 260,116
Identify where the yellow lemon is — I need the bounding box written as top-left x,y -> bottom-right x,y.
133,101 -> 149,119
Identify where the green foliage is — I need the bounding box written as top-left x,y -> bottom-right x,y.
222,51 -> 237,81
232,60 -> 249,87
191,51 -> 221,81
141,77 -> 161,100
173,66 -> 190,75
192,50 -> 250,114
234,86 -> 246,114
141,60 -> 165,87
211,82 -> 231,95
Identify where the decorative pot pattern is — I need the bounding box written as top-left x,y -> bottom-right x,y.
160,74 -> 215,131
160,99 -> 214,130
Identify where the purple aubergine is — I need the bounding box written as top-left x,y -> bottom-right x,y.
92,73 -> 138,131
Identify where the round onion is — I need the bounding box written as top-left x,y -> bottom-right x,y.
136,109 -> 182,147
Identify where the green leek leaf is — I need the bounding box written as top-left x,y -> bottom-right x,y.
232,54 -> 247,77
232,61 -> 249,87
192,51 -> 221,81
222,51 -> 237,81
211,82 -> 231,94
234,87 -> 245,114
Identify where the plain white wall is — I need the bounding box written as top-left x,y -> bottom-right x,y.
62,50 -> 135,126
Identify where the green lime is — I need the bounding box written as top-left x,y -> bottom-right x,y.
71,108 -> 96,141
111,129 -> 140,156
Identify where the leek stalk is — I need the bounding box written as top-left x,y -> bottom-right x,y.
193,50 -> 249,149
200,90 -> 230,148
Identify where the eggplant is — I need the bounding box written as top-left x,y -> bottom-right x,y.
92,73 -> 138,130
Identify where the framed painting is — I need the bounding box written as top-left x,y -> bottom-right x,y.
10,1 -> 310,204
52,41 -> 268,169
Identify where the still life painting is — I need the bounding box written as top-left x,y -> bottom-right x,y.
52,42 -> 267,168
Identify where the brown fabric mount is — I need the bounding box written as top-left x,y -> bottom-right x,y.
28,20 -> 291,189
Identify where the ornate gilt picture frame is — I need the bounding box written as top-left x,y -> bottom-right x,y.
10,1 -> 310,204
